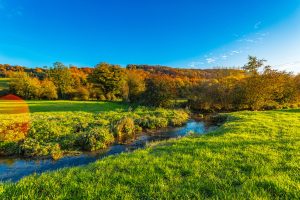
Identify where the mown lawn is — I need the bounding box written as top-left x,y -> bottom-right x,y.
1,109 -> 300,199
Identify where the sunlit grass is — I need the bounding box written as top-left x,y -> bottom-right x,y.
1,109 -> 299,199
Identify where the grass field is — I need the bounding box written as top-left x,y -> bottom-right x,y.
1,109 -> 299,199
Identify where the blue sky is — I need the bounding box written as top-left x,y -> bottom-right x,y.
0,0 -> 300,72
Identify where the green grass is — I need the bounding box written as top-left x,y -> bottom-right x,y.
26,100 -> 129,113
1,109 -> 299,199
0,100 -> 129,114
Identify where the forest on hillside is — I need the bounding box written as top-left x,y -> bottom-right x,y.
1,56 -> 300,111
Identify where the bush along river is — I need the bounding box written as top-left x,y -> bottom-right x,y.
0,119 -> 218,182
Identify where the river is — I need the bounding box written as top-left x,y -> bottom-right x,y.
0,120 -> 216,182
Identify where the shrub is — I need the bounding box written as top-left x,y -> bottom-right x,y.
28,119 -> 72,141
169,110 -> 190,126
76,127 -> 114,151
105,93 -> 117,101
99,95 -> 106,101
50,144 -> 63,160
76,87 -> 90,101
0,141 -> 20,156
112,117 -> 136,142
136,115 -> 168,129
0,114 -> 30,142
20,138 -> 63,159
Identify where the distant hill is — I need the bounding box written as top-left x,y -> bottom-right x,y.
126,64 -> 244,79
1,63 -> 244,81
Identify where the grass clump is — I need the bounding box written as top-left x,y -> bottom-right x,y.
112,117 -> 136,142
76,127 -> 114,151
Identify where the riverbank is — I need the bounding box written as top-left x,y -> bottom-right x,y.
1,109 -> 299,199
0,100 -> 189,159
0,120 -> 213,182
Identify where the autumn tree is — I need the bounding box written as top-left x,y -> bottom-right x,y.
9,72 -> 41,99
48,62 -> 74,99
125,70 -> 148,103
88,63 -> 124,99
142,75 -> 177,107
40,79 -> 58,100
242,56 -> 266,74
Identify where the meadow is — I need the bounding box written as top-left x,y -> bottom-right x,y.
0,100 -> 189,159
0,109 -> 299,199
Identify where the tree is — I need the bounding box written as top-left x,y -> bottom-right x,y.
242,56 -> 266,74
88,63 -> 124,98
142,75 -> 177,107
40,79 -> 58,100
75,87 -> 90,101
9,72 -> 41,99
48,62 -> 74,99
125,70 -> 147,103
69,66 -> 88,88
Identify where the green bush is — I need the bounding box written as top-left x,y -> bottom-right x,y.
20,138 -> 63,159
169,110 -> 190,126
99,95 -> 106,101
136,115 -> 168,129
76,87 -> 90,101
50,143 -> 63,160
0,141 -> 20,156
112,117 -> 136,142
76,127 -> 114,151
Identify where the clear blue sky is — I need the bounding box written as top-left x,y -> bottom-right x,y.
0,0 -> 300,71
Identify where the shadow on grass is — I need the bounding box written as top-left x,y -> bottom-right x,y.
274,109 -> 300,113
1,101 -> 129,114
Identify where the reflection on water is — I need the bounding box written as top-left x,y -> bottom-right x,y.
0,120 -> 216,182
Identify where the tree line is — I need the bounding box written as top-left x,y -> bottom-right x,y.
1,56 -> 300,111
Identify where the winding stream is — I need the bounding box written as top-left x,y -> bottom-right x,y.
0,120 -> 216,182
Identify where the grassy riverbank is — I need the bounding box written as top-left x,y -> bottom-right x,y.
0,100 -> 189,159
1,109 -> 299,199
